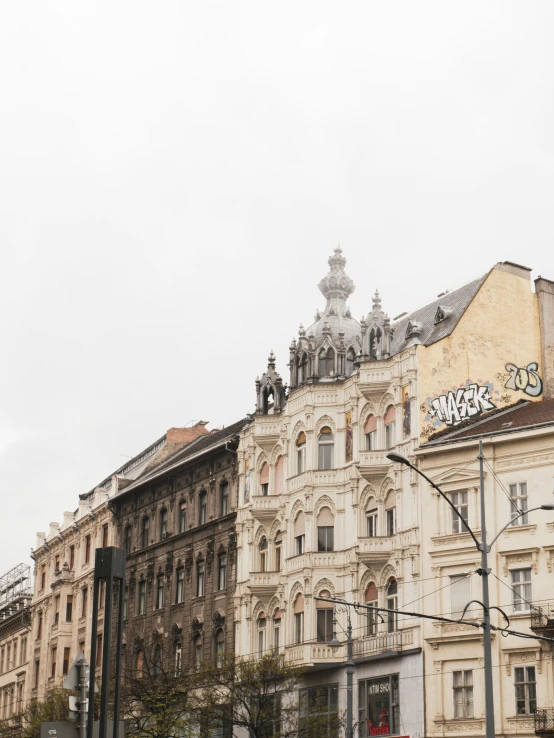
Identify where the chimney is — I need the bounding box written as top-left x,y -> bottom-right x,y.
495,261 -> 532,280
166,421 -> 209,445
535,277 -> 554,399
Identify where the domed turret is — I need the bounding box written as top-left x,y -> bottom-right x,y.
289,247 -> 362,388
361,289 -> 393,361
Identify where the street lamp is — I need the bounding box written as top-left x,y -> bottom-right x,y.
387,444 -> 554,738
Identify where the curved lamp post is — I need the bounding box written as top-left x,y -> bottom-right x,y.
387,442 -> 554,738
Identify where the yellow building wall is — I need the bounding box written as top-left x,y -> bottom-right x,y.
419,266 -> 542,441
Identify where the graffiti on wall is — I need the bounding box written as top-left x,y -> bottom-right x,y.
345,410 -> 353,463
503,362 -> 543,397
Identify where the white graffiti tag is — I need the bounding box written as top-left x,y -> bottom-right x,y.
430,384 -> 496,426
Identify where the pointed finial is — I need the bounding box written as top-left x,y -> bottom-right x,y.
372,289 -> 382,310
298,323 -> 306,337
268,350 -> 276,368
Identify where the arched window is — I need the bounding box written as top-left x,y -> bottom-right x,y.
384,405 -> 396,450
257,613 -> 267,657
387,579 -> 398,633
316,590 -> 334,643
153,644 -> 162,677
370,327 -> 382,360
297,353 -> 308,384
275,456 -> 284,495
318,347 -> 335,377
194,635 -> 203,670
345,347 -> 356,377
260,463 -> 269,496
296,433 -> 306,474
385,492 -> 396,536
215,629 -> 225,668
198,491 -> 207,525
365,582 -> 378,636
135,649 -> 144,679
293,594 -> 304,644
366,499 -> 378,538
219,481 -> 229,516
294,512 -> 305,555
275,531 -> 283,571
318,427 -> 334,470
364,415 -> 377,451
273,609 -> 281,652
317,506 -> 334,552
262,385 -> 274,415
259,536 -> 268,572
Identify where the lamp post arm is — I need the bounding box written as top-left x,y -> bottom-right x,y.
397,458 -> 481,550
487,506 -> 545,550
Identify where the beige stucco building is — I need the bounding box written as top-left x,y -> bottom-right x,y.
416,399 -> 554,738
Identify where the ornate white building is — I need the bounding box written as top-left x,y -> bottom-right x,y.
234,248 -> 424,738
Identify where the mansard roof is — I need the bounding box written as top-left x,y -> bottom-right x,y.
390,272 -> 488,356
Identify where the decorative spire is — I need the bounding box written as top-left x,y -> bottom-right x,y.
372,289 -> 382,311
298,323 -> 306,337
317,246 -> 355,302
267,350 -> 276,369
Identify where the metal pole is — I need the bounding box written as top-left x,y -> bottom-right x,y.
112,578 -> 125,738
345,613 -> 354,738
100,569 -> 114,738
78,658 -> 88,738
479,439 -> 495,738
87,573 -> 100,738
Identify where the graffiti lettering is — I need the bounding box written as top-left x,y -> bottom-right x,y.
504,362 -> 543,397
430,383 -> 496,426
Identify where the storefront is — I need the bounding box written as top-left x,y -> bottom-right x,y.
358,674 -> 400,737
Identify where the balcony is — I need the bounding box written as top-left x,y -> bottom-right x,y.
531,602 -> 554,635
251,495 -> 281,524
286,551 -> 346,574
254,418 -> 281,453
353,629 -> 414,659
358,451 -> 392,482
535,709 -> 554,736
247,572 -> 280,597
285,642 -> 346,668
357,536 -> 395,565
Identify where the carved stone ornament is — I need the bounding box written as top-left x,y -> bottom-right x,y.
191,617 -> 203,634
185,546 -> 193,581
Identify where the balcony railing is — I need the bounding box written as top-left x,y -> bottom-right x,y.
285,642 -> 346,666
535,708 -> 554,734
531,603 -> 554,632
353,629 -> 413,658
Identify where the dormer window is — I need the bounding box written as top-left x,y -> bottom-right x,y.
434,305 -> 453,325
405,320 -> 421,340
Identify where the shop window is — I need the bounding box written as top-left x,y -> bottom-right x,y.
318,427 -> 334,470
316,591 -> 334,643
364,415 -> 377,451
358,675 -> 399,737
296,433 -> 306,474
317,507 -> 334,552
299,684 -> 339,735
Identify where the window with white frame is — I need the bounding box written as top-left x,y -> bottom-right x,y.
384,405 -> 396,450
257,615 -> 266,657
259,537 -> 268,572
515,666 -> 536,714
509,482 -> 529,525
296,433 -> 306,474
316,591 -> 334,643
317,507 -> 334,552
294,512 -> 305,555
449,490 -> 469,534
364,415 -> 377,451
260,463 -> 269,496
511,569 -> 532,612
386,579 -> 398,633
450,574 -> 470,619
294,595 -> 304,645
385,493 -> 396,536
273,610 -> 281,653
365,582 -> 378,636
366,506 -> 378,537
275,532 -> 282,571
453,670 -> 474,718
318,427 -> 334,470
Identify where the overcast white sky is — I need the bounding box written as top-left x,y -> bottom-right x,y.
1,1 -> 554,572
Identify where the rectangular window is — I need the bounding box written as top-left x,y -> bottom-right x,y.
96,635 -> 103,667
317,527 -> 334,552
66,595 -> 73,623
453,670 -> 474,718
450,575 -> 470,619
385,421 -> 395,450
511,569 -> 532,612
156,575 -> 165,610
138,581 -> 146,615
51,648 -> 57,678
20,638 -> 26,664
62,647 -> 70,676
41,566 -> 46,590
318,443 -> 334,471
515,666 -> 536,715
34,660 -> 40,689
102,524 -> 109,548
276,542 -> 282,571
81,587 -> 88,618
124,526 -> 132,555
274,619 -> 281,653
386,508 -> 396,537
37,613 -> 43,640
297,446 -> 305,475
449,491 -> 469,534
509,482 -> 529,525
54,595 -> 60,625
176,569 -> 185,603
366,430 -> 377,451
294,612 -> 304,645
160,509 -> 168,540
196,563 -> 205,598
220,483 -> 229,516
123,588 -> 128,620
6,645 -> 10,671
199,494 -> 207,525
299,684 -> 339,736
218,554 -> 227,591
295,534 -> 305,556
316,610 -> 334,643
141,518 -> 150,548
69,546 -> 75,570
85,535 -> 91,564
261,483 -> 269,496
179,504 -> 187,534
99,580 -> 106,610
358,676 -> 399,737
366,509 -> 378,538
